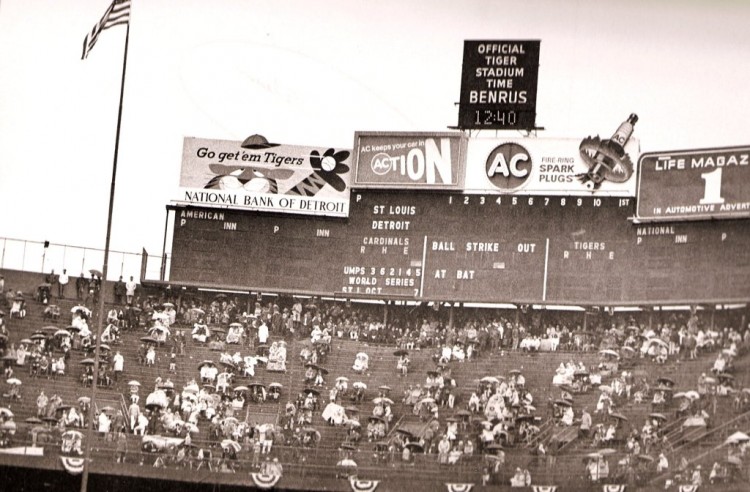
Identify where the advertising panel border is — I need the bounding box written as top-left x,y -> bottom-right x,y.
172,136 -> 353,218
636,146 -> 750,222
352,131 -> 466,190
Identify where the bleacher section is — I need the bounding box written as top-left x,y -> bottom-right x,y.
0,281 -> 748,491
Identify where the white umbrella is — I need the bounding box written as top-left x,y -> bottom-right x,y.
724,431 -> 750,445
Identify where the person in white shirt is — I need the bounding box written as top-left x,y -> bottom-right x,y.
125,276 -> 137,305
258,322 -> 269,345
58,269 -> 69,298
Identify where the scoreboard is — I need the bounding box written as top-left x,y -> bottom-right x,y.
169,191 -> 750,305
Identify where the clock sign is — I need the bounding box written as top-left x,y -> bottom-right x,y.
458,40 -> 540,130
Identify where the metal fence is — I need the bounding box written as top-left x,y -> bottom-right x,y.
0,236 -> 168,282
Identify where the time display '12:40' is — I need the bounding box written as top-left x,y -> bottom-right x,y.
473,109 -> 517,127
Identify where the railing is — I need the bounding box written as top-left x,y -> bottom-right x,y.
0,236 -> 168,282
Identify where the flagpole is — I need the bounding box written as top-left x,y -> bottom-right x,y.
80,21 -> 130,492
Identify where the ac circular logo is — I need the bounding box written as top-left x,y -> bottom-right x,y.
370,153 -> 393,176
484,142 -> 532,191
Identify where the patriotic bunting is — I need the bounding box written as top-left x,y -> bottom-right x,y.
603,486 -> 627,492
531,486 -> 558,492
60,456 -> 86,475
445,483 -> 473,492
350,477 -> 380,492
250,472 -> 282,489
678,486 -> 699,492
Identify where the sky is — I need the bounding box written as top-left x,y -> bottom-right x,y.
1,0 -> 750,279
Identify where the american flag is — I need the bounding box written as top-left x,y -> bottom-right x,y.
81,0 -> 131,59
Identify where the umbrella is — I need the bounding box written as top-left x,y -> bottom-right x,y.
508,369 -> 522,376
198,360 -> 216,369
418,397 -> 435,405
128,380 -> 141,387
340,442 -> 356,450
221,439 -> 241,453
303,388 -> 320,396
80,358 -> 96,365
62,430 -> 84,440
338,458 -> 358,467
404,442 -> 424,452
336,376 -> 350,383
41,326 -> 58,333
19,338 -> 33,345
599,448 -> 618,455
214,294 -> 228,299
345,406 -> 360,413
599,385 -> 613,393
89,269 -> 103,277
99,406 -> 116,414
184,422 -> 199,434
599,349 -> 620,358
455,410 -> 471,417
145,402 -> 165,412
229,322 -> 243,328
24,417 -> 43,424
353,382 -> 367,390
378,385 -> 391,392
718,373 -> 735,381
248,382 -> 266,389
394,427 -> 414,436
610,413 -> 628,421
233,386 -> 249,392
393,349 -> 409,357
647,338 -> 668,348
480,376 -> 500,384
0,408 -> 13,418
189,308 -> 205,315
140,336 -> 158,343
269,383 -> 283,390
162,302 -> 175,308
77,396 -> 91,404
620,346 -> 635,354
684,390 -> 700,400
1,354 -> 14,363
683,417 -> 707,428
54,329 -> 71,338
656,377 -> 675,386
99,344 -> 111,352
30,333 -> 46,341
724,431 -> 750,445
485,443 -> 505,451
42,416 -> 59,425
426,369 -> 439,376
584,452 -> 602,461
220,360 -> 236,368
6,378 -> 22,385
553,399 -> 572,407
373,397 -> 394,405
649,413 -> 667,421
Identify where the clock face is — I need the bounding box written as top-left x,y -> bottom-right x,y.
459,108 -> 536,130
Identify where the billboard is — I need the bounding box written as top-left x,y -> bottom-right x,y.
637,146 -> 750,221
464,136 -> 640,196
352,132 -> 466,189
173,136 -> 352,217
458,40 -> 540,130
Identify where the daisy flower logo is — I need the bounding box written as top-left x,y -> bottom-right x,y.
288,148 -> 351,196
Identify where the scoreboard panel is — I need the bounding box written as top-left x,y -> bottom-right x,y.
170,191 -> 750,304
